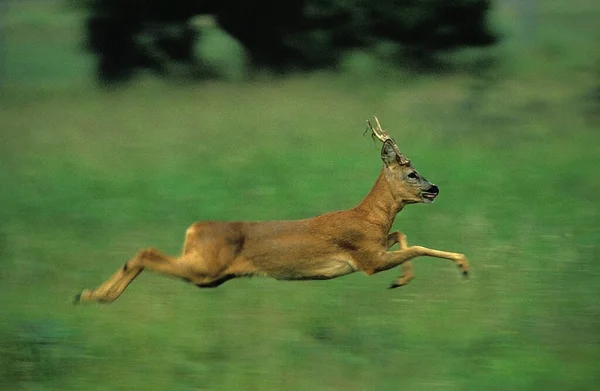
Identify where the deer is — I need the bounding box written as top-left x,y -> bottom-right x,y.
75,117 -> 469,304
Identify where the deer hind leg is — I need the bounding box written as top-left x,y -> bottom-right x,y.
75,242 -> 238,304
75,264 -> 141,304
76,247 -> 197,304
386,231 -> 415,289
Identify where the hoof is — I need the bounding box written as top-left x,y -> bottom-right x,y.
462,269 -> 469,279
73,289 -> 91,304
388,282 -> 403,289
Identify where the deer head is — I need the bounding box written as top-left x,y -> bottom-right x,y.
367,116 -> 439,204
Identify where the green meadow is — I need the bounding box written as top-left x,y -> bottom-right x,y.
1,1 -> 599,390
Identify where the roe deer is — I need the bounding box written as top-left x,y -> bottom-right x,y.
76,117 -> 469,304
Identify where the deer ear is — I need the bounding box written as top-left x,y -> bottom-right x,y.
381,140 -> 398,166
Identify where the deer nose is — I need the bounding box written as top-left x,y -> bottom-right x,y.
427,184 -> 439,195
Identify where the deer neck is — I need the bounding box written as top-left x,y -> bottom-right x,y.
353,169 -> 404,232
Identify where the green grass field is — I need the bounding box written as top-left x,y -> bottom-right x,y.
1,1 -> 599,390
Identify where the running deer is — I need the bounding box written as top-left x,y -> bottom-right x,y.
75,117 -> 469,304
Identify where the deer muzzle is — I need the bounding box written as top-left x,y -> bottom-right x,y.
422,184 -> 439,203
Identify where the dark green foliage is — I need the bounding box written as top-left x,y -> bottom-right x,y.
85,0 -> 209,81
82,0 -> 496,82
370,0 -> 495,49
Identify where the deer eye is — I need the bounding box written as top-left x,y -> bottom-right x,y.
407,172 -> 418,179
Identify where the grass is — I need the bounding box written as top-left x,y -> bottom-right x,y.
1,0 -> 600,390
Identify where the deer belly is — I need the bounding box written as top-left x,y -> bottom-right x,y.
269,257 -> 358,281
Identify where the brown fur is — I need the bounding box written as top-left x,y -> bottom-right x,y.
76,118 -> 469,304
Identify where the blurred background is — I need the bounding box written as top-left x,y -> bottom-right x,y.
1,0 -> 599,390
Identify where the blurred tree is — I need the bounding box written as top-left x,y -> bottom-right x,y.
78,0 -> 496,83
84,0 -> 213,81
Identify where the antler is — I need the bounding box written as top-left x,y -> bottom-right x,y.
367,116 -> 410,165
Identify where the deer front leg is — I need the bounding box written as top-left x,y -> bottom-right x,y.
370,244 -> 469,288
386,231 -> 414,288
393,245 -> 469,276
